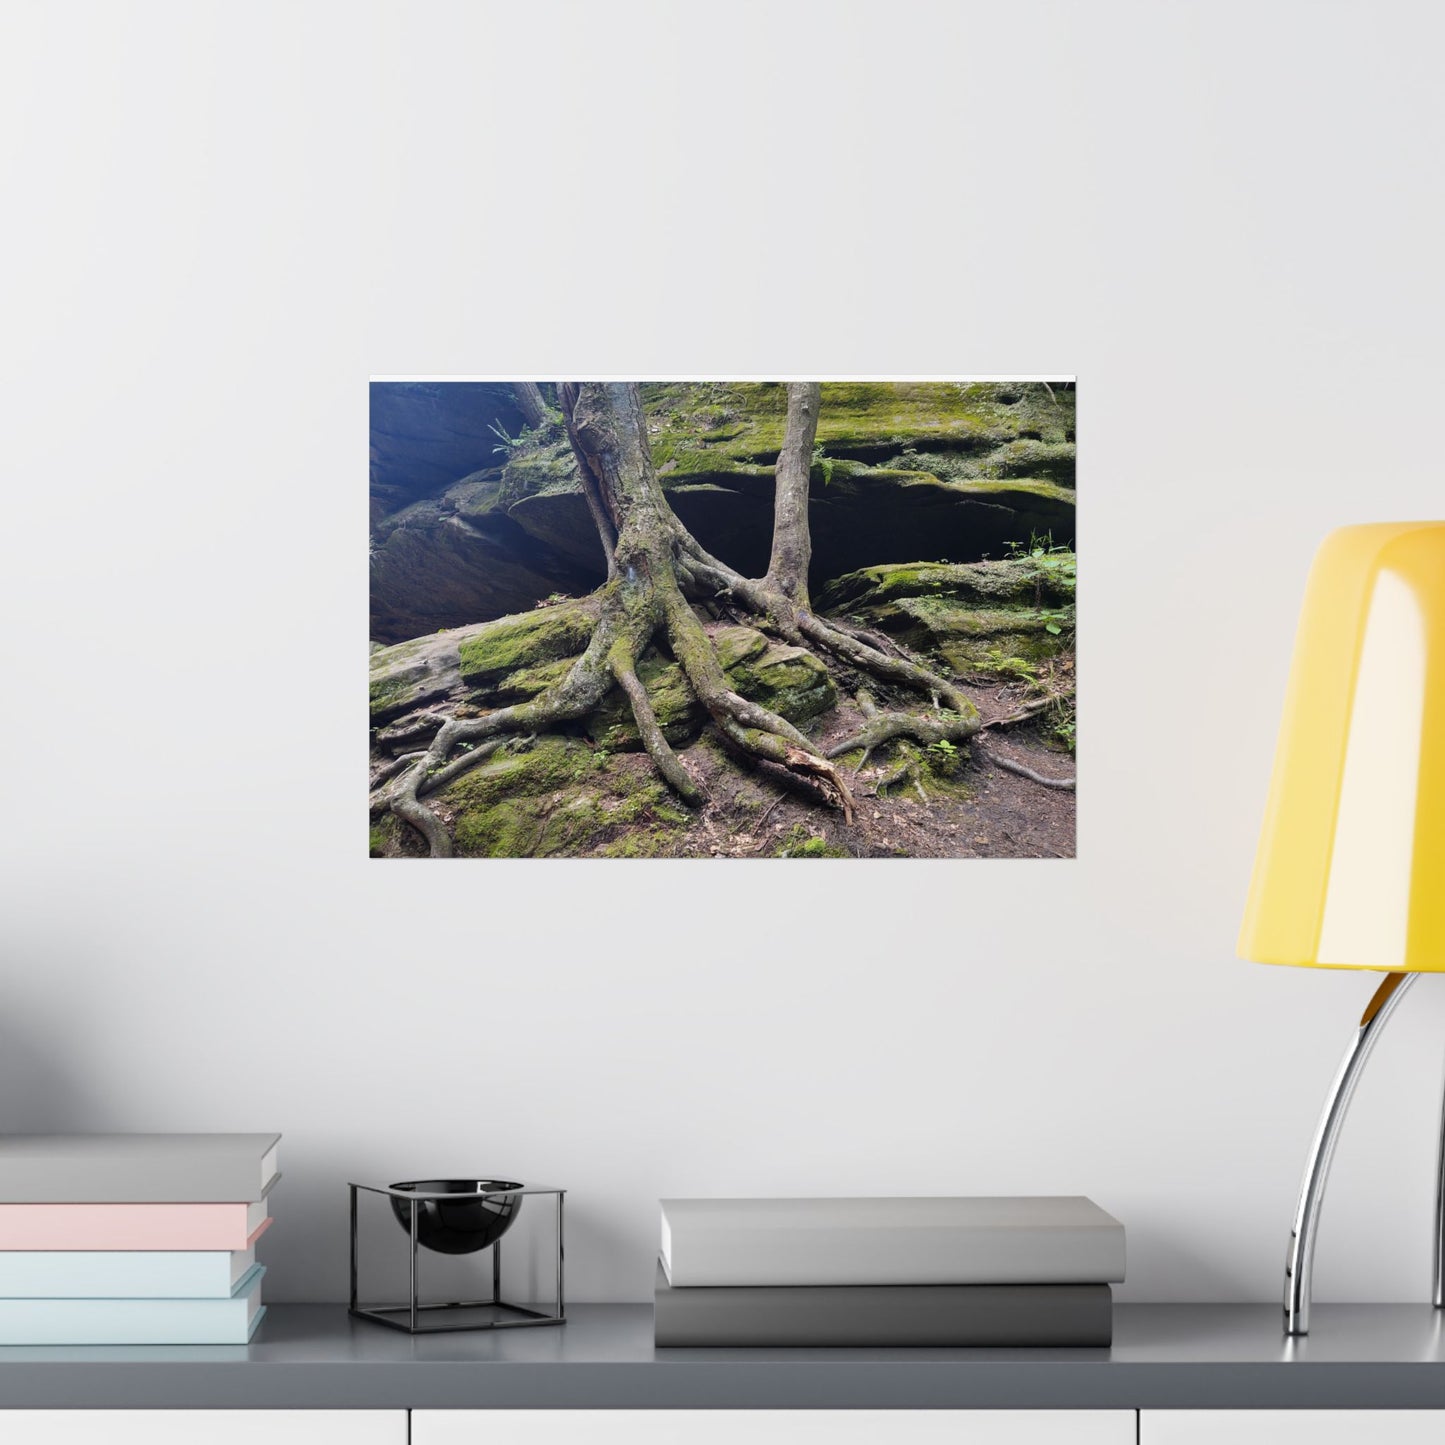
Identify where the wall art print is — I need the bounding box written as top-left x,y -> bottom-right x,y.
370,380 -> 1075,859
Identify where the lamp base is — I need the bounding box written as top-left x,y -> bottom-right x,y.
1282,971 -> 1439,1334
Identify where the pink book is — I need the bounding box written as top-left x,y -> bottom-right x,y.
0,1200 -> 270,1251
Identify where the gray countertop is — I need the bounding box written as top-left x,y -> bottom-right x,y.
1,1304 -> 1444,1410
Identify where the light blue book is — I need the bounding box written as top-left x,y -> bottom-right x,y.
0,1264 -> 264,1344
0,1246 -> 256,1298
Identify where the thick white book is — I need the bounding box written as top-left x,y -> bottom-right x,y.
0,1245 -> 257,1297
0,1264 -> 265,1344
659,1196 -> 1126,1286
0,1134 -> 280,1204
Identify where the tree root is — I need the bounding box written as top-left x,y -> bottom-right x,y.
610,641 -> 705,807
675,536 -> 983,783
984,694 -> 1070,729
387,542 -> 859,854
976,740 -> 1076,791
417,734 -> 521,799
375,711 -> 449,751
662,583 -> 855,822
389,599 -> 626,857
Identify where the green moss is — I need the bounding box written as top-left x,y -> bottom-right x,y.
484,656 -> 574,703
712,626 -> 770,669
456,601 -> 597,687
499,438 -> 580,500
588,652 -> 704,750
772,824 -> 849,859
442,738 -> 692,858
368,672 -> 412,720
498,383 -> 1074,508
820,557 -> 1072,611
598,823 -> 684,858
954,479 -> 1075,507
986,440 -> 1077,485
725,641 -> 837,722
454,797 -> 548,857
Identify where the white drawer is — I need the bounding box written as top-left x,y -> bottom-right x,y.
0,1411 -> 407,1444
413,1410 -> 1135,1445
1142,1410 -> 1445,1444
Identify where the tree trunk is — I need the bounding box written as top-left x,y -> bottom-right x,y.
513,381 -> 549,429
765,382 -> 821,606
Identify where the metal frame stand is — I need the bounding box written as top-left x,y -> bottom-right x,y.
1283,972 -> 1442,1334
348,1181 -> 565,1335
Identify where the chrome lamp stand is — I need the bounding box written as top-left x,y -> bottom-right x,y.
1284,972 -> 1444,1334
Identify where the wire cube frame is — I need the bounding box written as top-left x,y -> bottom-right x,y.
348,1180 -> 565,1334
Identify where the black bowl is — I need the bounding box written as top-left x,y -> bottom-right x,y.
388,1179 -> 524,1255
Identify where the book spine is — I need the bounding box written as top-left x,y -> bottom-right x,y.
0,1207 -> 268,1252
0,1270 -> 265,1345
0,1250 -> 247,1297
654,1280 -> 1113,1348
666,1223 -> 1125,1286
0,1138 -> 279,1203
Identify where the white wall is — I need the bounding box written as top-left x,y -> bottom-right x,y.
4,0 -> 1444,1305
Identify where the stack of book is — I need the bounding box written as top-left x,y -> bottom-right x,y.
0,1133 -> 280,1344
655,1196 -> 1125,1347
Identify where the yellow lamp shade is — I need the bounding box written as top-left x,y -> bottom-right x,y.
1239,522 -> 1445,971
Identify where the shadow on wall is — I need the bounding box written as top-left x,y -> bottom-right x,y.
0,1013 -> 105,1131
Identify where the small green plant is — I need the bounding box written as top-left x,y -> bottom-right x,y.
811,442 -> 835,486
488,420 -> 526,454
1004,533 -> 1076,637
925,735 -> 965,780
1008,532 -> 1076,586
978,650 -> 1041,686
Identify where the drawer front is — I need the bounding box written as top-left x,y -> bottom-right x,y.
0,1411 -> 407,1444
413,1410 -> 1135,1445
1142,1411 -> 1445,1444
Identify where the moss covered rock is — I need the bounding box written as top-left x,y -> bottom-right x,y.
457,599 -> 599,693
438,736 -> 691,859
819,557 -> 1073,611
369,629 -> 473,726
586,653 -> 702,749
821,555 -> 1075,678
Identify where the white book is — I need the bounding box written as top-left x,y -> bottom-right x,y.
0,1265 -> 264,1344
0,1245 -> 256,1297
659,1196 -> 1126,1287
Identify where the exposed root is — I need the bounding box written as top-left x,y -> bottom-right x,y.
827,616 -> 917,662
390,603 -> 624,856
375,712 -> 448,751
871,737 -> 932,804
664,582 -> 854,821
984,694 -> 1069,729
417,735 -> 519,799
797,612 -> 974,717
610,641 -> 705,807
825,708 -> 972,760
371,750 -> 424,793
976,740 -> 1076,791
